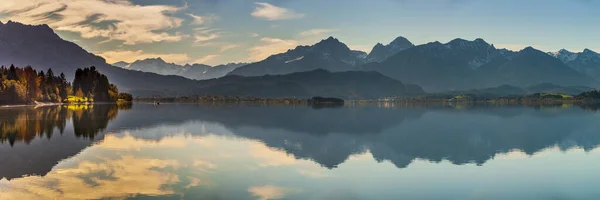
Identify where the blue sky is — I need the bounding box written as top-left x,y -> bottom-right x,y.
1,0 -> 599,65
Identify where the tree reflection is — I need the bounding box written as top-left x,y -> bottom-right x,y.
0,104 -> 127,180
0,104 -> 121,146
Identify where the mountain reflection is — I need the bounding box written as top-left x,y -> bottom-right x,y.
114,104 -> 600,169
0,104 -> 125,180
3,103 -> 600,181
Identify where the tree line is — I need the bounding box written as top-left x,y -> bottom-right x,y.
0,65 -> 129,105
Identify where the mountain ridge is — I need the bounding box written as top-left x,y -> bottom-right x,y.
227,36 -> 367,77
112,58 -> 247,80
549,48 -> 600,81
366,36 -> 415,63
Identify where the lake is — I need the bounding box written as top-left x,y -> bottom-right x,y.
1,103 -> 600,200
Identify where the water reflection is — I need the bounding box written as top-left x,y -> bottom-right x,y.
112,104 -> 600,168
2,103 -> 600,199
0,105 -> 124,180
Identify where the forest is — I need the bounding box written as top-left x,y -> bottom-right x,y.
0,65 -> 129,105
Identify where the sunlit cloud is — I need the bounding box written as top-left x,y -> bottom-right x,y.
494,43 -> 548,51
184,177 -> 204,189
299,29 -> 337,37
348,45 -> 372,53
0,0 -> 187,45
248,185 -> 301,200
249,37 -> 299,61
96,50 -> 190,65
251,2 -> 305,21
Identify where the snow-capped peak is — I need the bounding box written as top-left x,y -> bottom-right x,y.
549,49 -> 578,62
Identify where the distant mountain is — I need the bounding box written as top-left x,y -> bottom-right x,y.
195,69 -> 423,99
115,58 -> 246,80
440,83 -> 593,97
367,38 -> 597,92
549,49 -> 600,80
479,47 -> 597,88
228,37 -> 367,77
525,83 -> 593,95
182,63 -> 247,80
0,21 -> 199,96
366,36 -> 414,63
367,38 -> 516,91
112,61 -> 130,68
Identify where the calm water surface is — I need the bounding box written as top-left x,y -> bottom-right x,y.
1,103 -> 600,200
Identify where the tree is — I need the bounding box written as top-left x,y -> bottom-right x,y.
118,93 -> 133,101
0,65 -> 120,105
72,66 -> 118,102
75,88 -> 84,98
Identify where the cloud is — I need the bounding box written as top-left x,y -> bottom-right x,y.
0,0 -> 186,45
299,29 -> 337,37
249,37 -> 299,61
348,45 -> 372,53
494,43 -> 548,51
250,33 -> 260,37
193,27 -> 223,44
96,50 -> 190,65
251,2 -> 305,21
248,185 -> 301,200
218,44 -> 239,52
192,54 -> 220,64
196,42 -> 239,53
187,13 -> 217,25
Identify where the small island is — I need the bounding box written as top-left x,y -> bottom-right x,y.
0,65 -> 132,106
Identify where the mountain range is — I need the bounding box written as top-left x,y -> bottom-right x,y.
113,58 -> 247,80
2,20 -> 599,98
229,37 -> 600,92
0,21 -> 419,98
549,49 -> 600,81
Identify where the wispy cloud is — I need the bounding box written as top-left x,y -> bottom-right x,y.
0,0 -> 186,45
217,44 -> 239,53
193,27 -> 223,44
192,54 -> 220,64
187,13 -> 217,25
249,33 -> 260,38
299,29 -> 337,37
251,2 -> 305,21
249,37 -> 299,61
96,50 -> 190,65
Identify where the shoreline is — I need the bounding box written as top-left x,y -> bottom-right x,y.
0,101 -> 131,108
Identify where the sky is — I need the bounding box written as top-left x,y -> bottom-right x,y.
0,0 -> 599,66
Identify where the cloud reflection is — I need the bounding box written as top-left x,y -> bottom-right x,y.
0,155 -> 180,200
248,185 -> 301,200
